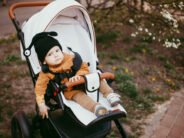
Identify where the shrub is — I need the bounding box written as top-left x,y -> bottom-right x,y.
118,80 -> 138,98
96,31 -> 118,43
135,96 -> 153,110
115,70 -> 133,83
143,88 -> 152,94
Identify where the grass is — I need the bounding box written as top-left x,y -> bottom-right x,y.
97,52 -> 107,59
164,62 -> 176,71
148,95 -> 169,102
0,100 -> 4,122
129,43 -> 153,55
2,84 -> 11,89
105,130 -> 116,138
118,80 -> 139,98
110,53 -> 124,60
123,37 -> 133,43
1,54 -> 21,65
157,55 -> 167,62
96,30 -> 119,44
143,88 -> 152,94
134,96 -> 154,113
115,70 -> 133,82
106,60 -> 115,65
6,108 -> 13,117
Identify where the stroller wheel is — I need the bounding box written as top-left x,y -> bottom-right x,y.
11,111 -> 32,138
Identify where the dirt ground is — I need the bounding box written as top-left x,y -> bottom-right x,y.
0,39 -> 35,137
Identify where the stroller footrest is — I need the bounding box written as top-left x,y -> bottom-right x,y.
87,111 -> 126,127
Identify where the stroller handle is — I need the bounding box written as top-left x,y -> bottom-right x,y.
9,1 -> 50,19
65,72 -> 114,88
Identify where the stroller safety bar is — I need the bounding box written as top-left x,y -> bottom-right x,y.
9,1 -> 50,19
63,72 -> 114,89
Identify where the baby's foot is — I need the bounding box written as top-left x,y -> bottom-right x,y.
106,93 -> 121,107
94,104 -> 107,117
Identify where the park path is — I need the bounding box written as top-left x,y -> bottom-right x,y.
142,89 -> 184,138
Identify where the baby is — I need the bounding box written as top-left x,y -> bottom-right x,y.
30,31 -> 121,119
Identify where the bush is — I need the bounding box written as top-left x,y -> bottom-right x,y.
115,70 -> 133,83
143,88 -> 152,94
96,31 -> 118,43
135,96 -> 153,111
118,80 -> 138,98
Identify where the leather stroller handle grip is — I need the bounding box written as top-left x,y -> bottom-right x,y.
65,72 -> 114,88
9,1 -> 51,19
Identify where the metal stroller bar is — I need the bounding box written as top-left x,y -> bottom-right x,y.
8,1 -> 51,85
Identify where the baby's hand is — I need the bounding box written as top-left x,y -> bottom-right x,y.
69,75 -> 81,82
38,103 -> 50,119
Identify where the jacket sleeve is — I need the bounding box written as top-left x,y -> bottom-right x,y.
75,62 -> 90,76
35,71 -> 50,104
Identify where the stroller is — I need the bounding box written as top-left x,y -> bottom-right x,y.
9,0 -> 127,137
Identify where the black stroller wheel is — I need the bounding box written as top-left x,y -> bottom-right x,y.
11,111 -> 32,138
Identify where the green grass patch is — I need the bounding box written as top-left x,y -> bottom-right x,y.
1,54 -> 21,65
179,37 -> 184,42
27,112 -> 35,119
98,52 -> 107,59
105,130 -> 116,138
130,44 -> 153,55
115,70 -> 133,82
106,60 -> 115,65
0,133 -> 11,138
7,108 -> 13,117
123,37 -> 133,43
2,84 -> 11,89
0,100 -> 4,122
148,95 -> 165,102
164,62 -> 176,71
118,80 -> 138,98
134,96 -> 154,112
157,55 -> 167,62
131,124 -> 142,133
143,88 -> 152,94
166,82 -> 181,90
110,53 -> 124,60
121,117 -> 132,125
96,31 -> 119,43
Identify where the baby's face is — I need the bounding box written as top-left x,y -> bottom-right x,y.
44,46 -> 63,66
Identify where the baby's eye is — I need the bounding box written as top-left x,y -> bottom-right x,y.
48,53 -> 52,56
56,49 -> 59,52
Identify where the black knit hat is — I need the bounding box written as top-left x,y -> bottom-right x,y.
28,31 -> 62,63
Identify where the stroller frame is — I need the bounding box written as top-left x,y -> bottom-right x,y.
9,1 -> 127,138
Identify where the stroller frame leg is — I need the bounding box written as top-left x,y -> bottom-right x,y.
114,119 -> 127,138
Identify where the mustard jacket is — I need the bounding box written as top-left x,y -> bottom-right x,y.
35,52 -> 90,104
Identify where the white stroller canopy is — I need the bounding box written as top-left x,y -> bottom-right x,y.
21,0 -> 97,74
